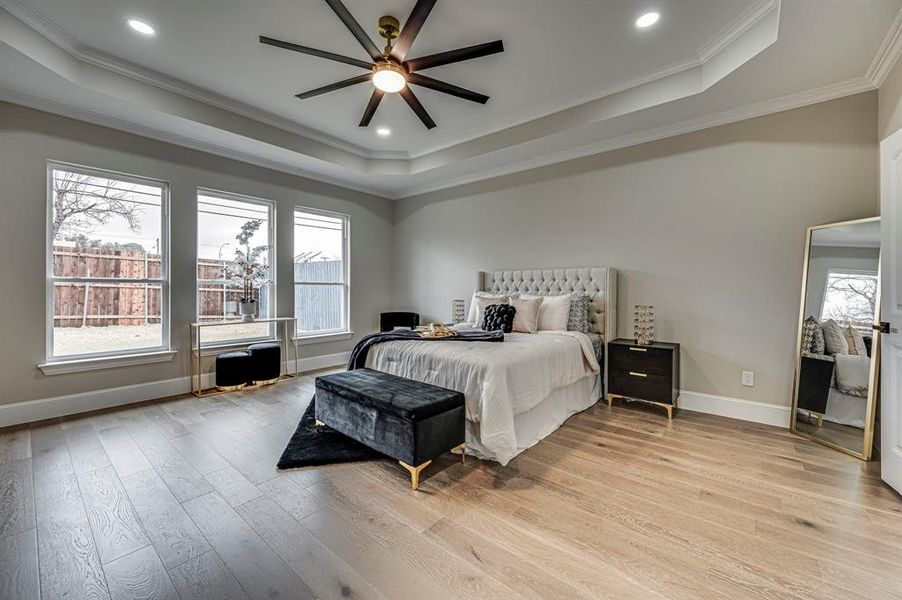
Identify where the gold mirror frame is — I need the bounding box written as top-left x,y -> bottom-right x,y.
790,216 -> 881,461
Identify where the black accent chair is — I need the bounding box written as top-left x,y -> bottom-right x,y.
247,342 -> 281,385
380,311 -> 420,332
215,351 -> 251,390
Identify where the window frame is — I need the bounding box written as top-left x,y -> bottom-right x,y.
293,206 -> 350,338
819,267 -> 879,329
45,161 -> 171,363
195,188 -> 277,347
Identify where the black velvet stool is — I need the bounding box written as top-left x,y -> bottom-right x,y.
247,341 -> 281,385
215,351 -> 251,391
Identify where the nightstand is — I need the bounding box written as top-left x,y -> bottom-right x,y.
607,338 -> 680,419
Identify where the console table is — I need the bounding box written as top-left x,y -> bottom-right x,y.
189,317 -> 299,397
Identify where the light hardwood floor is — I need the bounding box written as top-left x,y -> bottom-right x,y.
2,369 -> 901,599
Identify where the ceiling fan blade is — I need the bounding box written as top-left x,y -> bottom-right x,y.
404,40 -> 504,72
399,87 -> 436,129
324,0 -> 383,61
259,36 -> 373,70
296,74 -> 372,99
407,73 -> 489,104
390,0 -> 437,61
359,89 -> 385,127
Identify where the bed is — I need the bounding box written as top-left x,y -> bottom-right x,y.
365,267 -> 617,465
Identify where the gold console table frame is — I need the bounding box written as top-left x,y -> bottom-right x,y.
189,317 -> 300,397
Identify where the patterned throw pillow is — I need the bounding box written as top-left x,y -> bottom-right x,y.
482,304 -> 517,333
567,294 -> 591,334
802,317 -> 823,353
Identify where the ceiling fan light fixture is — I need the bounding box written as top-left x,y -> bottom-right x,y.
372,62 -> 407,93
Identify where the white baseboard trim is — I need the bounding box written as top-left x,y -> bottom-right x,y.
0,351 -> 349,428
678,390 -> 790,428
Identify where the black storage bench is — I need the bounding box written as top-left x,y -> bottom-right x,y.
314,368 -> 466,490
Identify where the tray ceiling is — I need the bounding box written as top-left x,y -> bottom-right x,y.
1,0 -> 900,198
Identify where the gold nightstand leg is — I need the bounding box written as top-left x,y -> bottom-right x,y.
399,460 -> 432,490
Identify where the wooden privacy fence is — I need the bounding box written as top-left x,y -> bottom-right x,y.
53,248 -> 342,329
53,246 -> 162,327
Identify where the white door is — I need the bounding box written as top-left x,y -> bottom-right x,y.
881,128 -> 902,494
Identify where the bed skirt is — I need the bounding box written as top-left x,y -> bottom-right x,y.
462,373 -> 601,463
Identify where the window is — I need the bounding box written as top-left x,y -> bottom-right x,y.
820,269 -> 878,330
196,190 -> 275,345
294,208 -> 349,336
47,164 -> 169,360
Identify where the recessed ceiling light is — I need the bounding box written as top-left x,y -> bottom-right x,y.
127,19 -> 156,36
376,127 -> 391,137
635,11 -> 661,29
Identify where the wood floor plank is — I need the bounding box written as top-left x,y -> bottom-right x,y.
137,437 -> 213,503
0,528 -> 40,600
119,468 -> 211,569
236,494 -> 387,600
0,458 -> 35,539
76,466 -> 150,564
182,491 -> 316,600
34,473 -> 110,600
202,466 -> 263,507
167,434 -> 229,474
103,546 -> 179,600
64,424 -> 112,474
0,428 -> 31,464
168,551 -> 249,600
96,427 -> 153,479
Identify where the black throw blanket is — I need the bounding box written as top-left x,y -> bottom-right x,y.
346,329 -> 504,370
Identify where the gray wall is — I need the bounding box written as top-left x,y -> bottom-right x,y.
0,102 -> 394,405
392,93 -> 879,406
880,53 -> 902,141
803,246 -> 880,321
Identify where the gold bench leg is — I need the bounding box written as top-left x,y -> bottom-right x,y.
453,443 -> 466,463
315,420 -> 325,430
399,460 -> 432,491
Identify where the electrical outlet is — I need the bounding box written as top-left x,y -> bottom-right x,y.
741,371 -> 755,387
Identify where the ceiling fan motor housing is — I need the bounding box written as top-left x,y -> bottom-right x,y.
378,15 -> 400,52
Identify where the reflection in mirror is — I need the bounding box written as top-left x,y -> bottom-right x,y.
793,218 -> 880,459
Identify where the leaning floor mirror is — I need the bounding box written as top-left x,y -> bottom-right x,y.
792,217 -> 881,460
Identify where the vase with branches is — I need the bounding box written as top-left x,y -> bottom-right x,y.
223,219 -> 271,322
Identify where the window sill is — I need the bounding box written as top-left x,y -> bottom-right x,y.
38,350 -> 178,376
294,331 -> 354,346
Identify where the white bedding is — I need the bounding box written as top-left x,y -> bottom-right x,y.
364,331 -> 600,465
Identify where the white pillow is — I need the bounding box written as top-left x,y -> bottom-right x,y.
509,297 -> 543,333
821,319 -> 849,355
521,293 -> 571,331
843,326 -> 867,357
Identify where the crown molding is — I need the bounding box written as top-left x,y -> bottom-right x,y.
0,87 -> 394,198
397,76 -> 875,198
867,5 -> 902,87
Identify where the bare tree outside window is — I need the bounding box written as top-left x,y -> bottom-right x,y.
51,171 -> 144,241
820,271 -> 878,329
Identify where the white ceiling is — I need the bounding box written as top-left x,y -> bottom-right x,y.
812,221 -> 881,248
1,0 -> 900,198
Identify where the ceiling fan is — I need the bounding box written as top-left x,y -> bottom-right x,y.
259,0 -> 503,130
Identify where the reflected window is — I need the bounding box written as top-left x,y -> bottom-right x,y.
820,269 -> 878,330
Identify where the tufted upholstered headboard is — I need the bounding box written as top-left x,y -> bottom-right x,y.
478,267 -> 617,341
